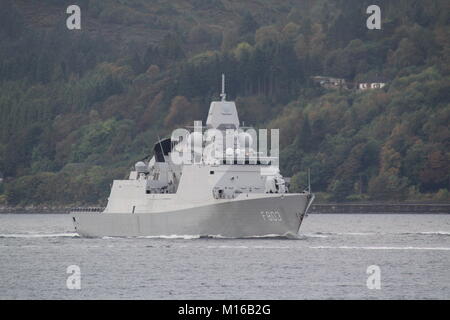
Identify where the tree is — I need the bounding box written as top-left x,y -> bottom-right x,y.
368,171 -> 409,201
328,179 -> 354,202
159,33 -> 185,61
388,38 -> 425,69
255,25 -> 280,50
239,12 -> 259,35
164,96 -> 193,128
221,29 -> 239,52
419,150 -> 449,191
282,23 -> 300,41
188,25 -> 212,44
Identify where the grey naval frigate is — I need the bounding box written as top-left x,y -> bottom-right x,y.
71,76 -> 314,238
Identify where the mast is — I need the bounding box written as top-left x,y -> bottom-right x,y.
220,73 -> 226,101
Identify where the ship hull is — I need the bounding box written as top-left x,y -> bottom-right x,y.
72,194 -> 312,238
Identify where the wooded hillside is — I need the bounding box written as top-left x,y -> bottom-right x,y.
0,0 -> 449,205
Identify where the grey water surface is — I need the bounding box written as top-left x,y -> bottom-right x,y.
0,213 -> 449,299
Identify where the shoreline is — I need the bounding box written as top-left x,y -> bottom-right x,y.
1,203 -> 449,214
310,203 -> 450,214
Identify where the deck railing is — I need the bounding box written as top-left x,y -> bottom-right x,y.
71,207 -> 105,213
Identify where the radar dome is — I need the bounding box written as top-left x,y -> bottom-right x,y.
135,161 -> 148,173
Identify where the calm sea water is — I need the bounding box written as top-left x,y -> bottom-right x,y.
0,213 -> 449,300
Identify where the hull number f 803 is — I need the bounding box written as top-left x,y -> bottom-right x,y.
260,211 -> 282,222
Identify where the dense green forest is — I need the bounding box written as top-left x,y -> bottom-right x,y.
0,0 -> 449,205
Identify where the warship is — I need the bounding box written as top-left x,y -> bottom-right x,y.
71,75 -> 314,238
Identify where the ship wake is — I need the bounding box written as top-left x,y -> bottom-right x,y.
0,233 -> 79,238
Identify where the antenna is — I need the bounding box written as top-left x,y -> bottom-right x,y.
308,168 -> 311,193
157,134 -> 164,155
220,73 -> 226,101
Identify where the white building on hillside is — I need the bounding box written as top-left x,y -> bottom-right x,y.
358,82 -> 386,90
